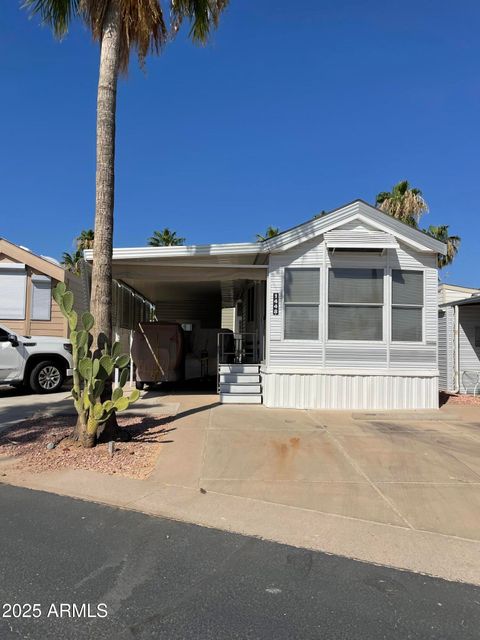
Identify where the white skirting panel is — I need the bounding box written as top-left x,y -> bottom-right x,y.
262,372 -> 439,410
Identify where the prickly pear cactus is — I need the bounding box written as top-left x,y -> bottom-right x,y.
53,283 -> 140,443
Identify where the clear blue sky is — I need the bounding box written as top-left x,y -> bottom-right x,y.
1,1 -> 479,285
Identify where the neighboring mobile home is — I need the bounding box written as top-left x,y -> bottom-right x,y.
0,238 -> 87,338
0,238 -> 153,342
438,283 -> 480,305
439,296 -> 480,395
84,200 -> 446,410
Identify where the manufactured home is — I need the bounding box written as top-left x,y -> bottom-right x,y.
438,283 -> 480,305
0,238 -> 88,338
84,200 -> 447,410
0,238 -> 153,343
439,296 -> 480,395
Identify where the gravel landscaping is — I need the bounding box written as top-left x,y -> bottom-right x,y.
0,414 -> 174,479
440,392 -> 480,406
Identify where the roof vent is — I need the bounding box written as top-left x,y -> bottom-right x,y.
41,255 -> 61,266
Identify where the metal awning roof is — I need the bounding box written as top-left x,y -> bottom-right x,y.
441,295 -> 480,308
324,230 -> 399,250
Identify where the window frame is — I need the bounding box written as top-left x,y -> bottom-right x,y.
282,267 -> 321,341
0,267 -> 27,320
391,269 -> 425,344
327,267 -> 386,343
30,275 -> 52,321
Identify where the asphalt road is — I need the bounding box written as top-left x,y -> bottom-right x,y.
0,485 -> 478,640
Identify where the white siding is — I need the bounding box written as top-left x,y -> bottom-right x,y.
266,237 -> 438,372
221,307 -> 235,331
458,306 -> 480,394
263,228 -> 440,410
438,307 -> 455,392
262,370 -> 438,410
325,344 -> 387,368
438,285 -> 480,305
268,237 -> 325,366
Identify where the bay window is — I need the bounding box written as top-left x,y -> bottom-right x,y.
284,268 -> 320,340
392,270 -> 423,342
328,268 -> 384,341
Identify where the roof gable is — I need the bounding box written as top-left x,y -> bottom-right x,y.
0,238 -> 64,280
262,200 -> 447,255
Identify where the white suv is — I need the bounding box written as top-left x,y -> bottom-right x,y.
0,324 -> 73,394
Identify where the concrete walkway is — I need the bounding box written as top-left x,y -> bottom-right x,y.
1,389 -> 480,585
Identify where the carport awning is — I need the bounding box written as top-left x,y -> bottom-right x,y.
84,243 -> 268,303
110,265 -> 267,283
324,230 -> 399,249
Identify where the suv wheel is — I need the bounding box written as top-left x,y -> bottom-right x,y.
29,361 -> 65,394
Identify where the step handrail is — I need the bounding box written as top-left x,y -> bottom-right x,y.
217,332 -> 258,392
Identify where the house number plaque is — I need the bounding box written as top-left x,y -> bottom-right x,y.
273,292 -> 279,315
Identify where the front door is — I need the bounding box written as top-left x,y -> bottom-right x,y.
0,328 -> 23,382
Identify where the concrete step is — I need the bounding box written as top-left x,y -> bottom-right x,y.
220,393 -> 262,404
220,383 -> 261,394
219,374 -> 261,384
219,364 -> 260,374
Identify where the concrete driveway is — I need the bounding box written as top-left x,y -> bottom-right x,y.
1,387 -> 480,583
0,384 -> 171,430
148,395 -> 480,542
0,385 -> 73,430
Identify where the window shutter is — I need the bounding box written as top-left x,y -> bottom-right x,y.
0,264 -> 27,319
31,275 -> 52,320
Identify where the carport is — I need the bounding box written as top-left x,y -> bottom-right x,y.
84,243 -> 268,400
439,295 -> 480,394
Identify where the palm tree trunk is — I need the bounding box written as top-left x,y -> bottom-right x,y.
90,0 -> 121,351
89,0 -> 124,445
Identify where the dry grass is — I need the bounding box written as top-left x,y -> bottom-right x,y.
0,414 -> 174,479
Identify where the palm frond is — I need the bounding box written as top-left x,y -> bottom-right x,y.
375,191 -> 391,205
25,0 -> 228,70
426,224 -> 461,269
23,0 -> 79,38
61,249 -> 82,274
76,228 -> 95,250
376,180 -> 428,226
80,0 -> 168,72
148,228 -> 185,246
256,226 -> 279,242
170,0 -> 229,43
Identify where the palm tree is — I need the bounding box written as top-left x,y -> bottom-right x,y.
148,228 -> 185,246
427,225 -> 461,269
61,250 -> 82,275
76,229 -> 95,251
26,0 -> 229,448
256,226 -> 280,242
376,180 -> 428,227
25,0 -> 229,351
